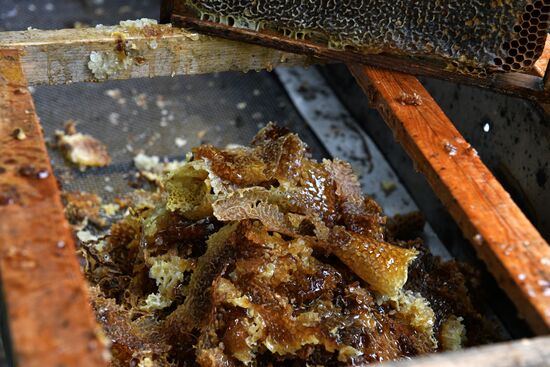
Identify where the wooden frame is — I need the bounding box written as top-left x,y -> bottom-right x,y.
379,334 -> 550,367
0,26 -> 309,86
0,49 -> 108,367
171,14 -> 550,104
349,64 -> 550,334
0,9 -> 549,366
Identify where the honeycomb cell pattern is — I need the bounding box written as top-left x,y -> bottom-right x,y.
183,0 -> 550,74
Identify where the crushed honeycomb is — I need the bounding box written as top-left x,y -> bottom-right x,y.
55,123 -> 111,169
62,191 -> 106,228
181,0 -> 549,74
79,124 -> 496,366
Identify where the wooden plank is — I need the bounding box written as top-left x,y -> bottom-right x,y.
381,335 -> 550,367
348,63 -> 550,335
543,65 -> 550,91
533,37 -> 550,79
532,38 -> 550,116
0,49 -> 108,367
171,14 -> 550,103
160,0 -> 176,23
0,25 -> 311,86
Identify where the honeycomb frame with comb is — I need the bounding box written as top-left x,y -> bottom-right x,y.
181,0 -> 550,75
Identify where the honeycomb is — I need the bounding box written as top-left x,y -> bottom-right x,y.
79,124 -> 498,366
182,0 -> 550,74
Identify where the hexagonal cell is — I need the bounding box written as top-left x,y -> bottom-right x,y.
520,28 -> 530,37
512,62 -> 521,69
519,37 -> 529,46
493,57 -> 503,66
515,54 -> 525,62
189,0 -> 550,73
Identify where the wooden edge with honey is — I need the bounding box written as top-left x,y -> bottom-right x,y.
348,64 -> 550,335
0,49 -> 108,367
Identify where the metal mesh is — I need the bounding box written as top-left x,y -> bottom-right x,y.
35,72 -> 328,201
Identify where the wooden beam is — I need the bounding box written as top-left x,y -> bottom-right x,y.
348,64 -> 550,335
533,37 -> 550,80
543,65 -> 550,91
160,0 -> 176,24
171,14 -> 550,103
379,336 -> 550,367
532,38 -> 550,115
0,49 -> 108,367
0,25 -> 310,86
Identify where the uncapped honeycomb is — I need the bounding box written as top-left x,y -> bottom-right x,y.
182,0 -> 550,74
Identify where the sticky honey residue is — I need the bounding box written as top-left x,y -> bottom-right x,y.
87,19 -> 199,80
397,91 -> 423,106
55,122 -> 111,169
78,123 -> 497,366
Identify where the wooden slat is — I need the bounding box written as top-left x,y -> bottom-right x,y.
348,64 -> 550,335
533,37 -> 550,79
0,25 -> 310,86
171,14 -> 550,103
160,0 -> 176,23
0,49 -> 108,367
380,335 -> 550,367
532,38 -> 550,116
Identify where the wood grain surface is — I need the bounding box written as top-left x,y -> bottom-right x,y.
0,49 -> 108,367
533,37 -> 550,80
349,64 -> 550,335
160,0 -> 176,24
0,25 -> 310,86
375,335 -> 550,367
532,38 -> 550,116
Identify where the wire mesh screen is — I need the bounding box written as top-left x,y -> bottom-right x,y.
35,72 -> 328,201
